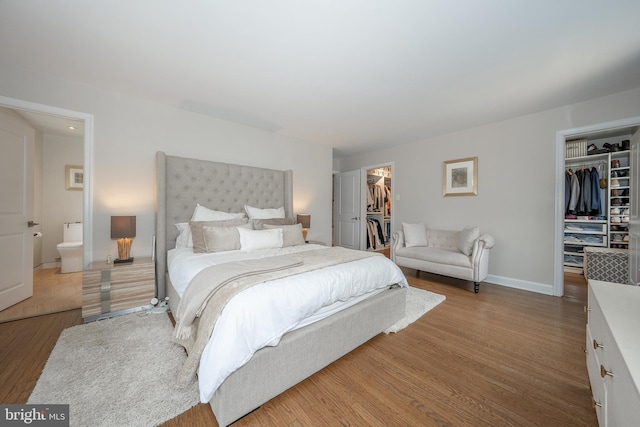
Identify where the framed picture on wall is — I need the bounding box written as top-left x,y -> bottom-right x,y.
65,165 -> 83,190
443,157 -> 477,196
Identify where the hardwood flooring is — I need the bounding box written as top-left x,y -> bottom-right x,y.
0,271 -> 596,426
0,268 -> 82,323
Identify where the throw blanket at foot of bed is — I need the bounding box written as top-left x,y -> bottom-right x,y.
173,247 -> 381,387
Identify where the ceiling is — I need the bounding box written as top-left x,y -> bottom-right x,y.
1,1 -> 640,157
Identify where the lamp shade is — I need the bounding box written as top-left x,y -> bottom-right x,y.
297,214 -> 310,229
111,216 -> 136,239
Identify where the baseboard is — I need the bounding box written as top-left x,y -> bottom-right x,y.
486,274 -> 554,296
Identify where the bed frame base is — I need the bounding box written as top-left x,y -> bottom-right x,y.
209,286 -> 406,426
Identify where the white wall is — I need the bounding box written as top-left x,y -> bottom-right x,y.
42,134 -> 83,264
338,87 -> 640,293
0,62 -> 333,264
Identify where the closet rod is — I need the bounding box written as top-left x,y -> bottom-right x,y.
565,159 -> 607,168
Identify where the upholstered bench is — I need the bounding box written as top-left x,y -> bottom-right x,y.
391,223 -> 494,293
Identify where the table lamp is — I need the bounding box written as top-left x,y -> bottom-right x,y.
297,214 -> 311,242
111,216 -> 136,264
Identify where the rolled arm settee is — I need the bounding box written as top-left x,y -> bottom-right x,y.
391,227 -> 495,293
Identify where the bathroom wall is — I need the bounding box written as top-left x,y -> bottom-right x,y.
41,134 -> 83,266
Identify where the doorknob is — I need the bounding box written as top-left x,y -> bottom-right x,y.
351,217 -> 358,220
28,220 -> 39,227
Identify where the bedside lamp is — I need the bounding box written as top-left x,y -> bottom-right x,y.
111,216 -> 136,264
297,214 -> 311,242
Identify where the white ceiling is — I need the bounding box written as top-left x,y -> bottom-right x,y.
1,1 -> 640,157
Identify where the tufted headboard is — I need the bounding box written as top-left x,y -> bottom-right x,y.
155,151 -> 293,299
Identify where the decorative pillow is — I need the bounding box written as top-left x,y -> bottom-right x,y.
238,227 -> 283,251
251,217 -> 296,230
191,203 -> 246,221
203,224 -> 252,253
402,223 -> 428,248
190,218 -> 249,253
264,223 -> 306,247
175,222 -> 193,248
457,226 -> 480,256
244,205 -> 286,219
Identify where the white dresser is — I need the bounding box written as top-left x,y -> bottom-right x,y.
586,280 -> 640,426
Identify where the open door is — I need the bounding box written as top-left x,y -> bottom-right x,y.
0,115 -> 34,311
333,170 -> 361,249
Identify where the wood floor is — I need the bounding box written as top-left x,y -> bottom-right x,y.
0,271 -> 597,426
0,268 -> 82,323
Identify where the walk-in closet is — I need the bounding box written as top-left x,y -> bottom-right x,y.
365,167 -> 391,251
563,136 -> 633,275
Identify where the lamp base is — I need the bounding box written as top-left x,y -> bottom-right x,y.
114,257 -> 134,264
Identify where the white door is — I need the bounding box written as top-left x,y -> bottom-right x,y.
0,119 -> 34,311
629,130 -> 640,285
333,170 -> 361,249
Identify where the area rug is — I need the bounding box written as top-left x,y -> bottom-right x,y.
28,312 -> 199,427
384,286 -> 446,333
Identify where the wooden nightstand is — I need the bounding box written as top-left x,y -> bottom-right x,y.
82,257 -> 155,321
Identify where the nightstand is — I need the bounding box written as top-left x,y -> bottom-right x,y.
82,257 -> 155,321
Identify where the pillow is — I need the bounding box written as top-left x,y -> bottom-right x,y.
244,205 -> 285,219
192,203 -> 246,221
264,223 -> 306,247
457,226 -> 480,256
175,222 -> 193,248
402,223 -> 428,248
238,227 -> 283,251
203,224 -> 252,253
190,218 -> 249,253
251,217 -> 296,230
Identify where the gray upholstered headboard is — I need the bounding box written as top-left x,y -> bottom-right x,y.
155,151 -> 293,299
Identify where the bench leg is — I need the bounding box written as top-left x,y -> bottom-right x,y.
474,282 -> 479,293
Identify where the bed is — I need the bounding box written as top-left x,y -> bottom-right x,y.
155,151 -> 407,426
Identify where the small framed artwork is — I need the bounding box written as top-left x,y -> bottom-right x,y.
443,157 -> 477,196
65,165 -> 84,190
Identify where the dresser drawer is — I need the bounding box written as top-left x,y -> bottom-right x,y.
586,325 -> 607,425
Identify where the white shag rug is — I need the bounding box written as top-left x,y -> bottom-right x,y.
384,286 -> 446,334
28,312 -> 199,427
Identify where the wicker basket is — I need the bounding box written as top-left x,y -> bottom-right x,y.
566,139 -> 587,159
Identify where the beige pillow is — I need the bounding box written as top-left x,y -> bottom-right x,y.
402,223 -> 428,247
264,223 -> 306,247
190,218 -> 249,253
203,224 -> 252,253
457,226 -> 480,256
251,217 -> 296,230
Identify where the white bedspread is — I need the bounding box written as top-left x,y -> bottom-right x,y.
168,244 -> 408,402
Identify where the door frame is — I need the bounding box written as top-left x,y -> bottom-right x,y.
360,162 -> 394,251
0,95 -> 94,267
554,116 -> 640,296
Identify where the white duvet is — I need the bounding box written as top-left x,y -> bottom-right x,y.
168,244 -> 408,403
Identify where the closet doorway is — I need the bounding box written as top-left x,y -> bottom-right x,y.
362,163 -> 393,253
555,117 -> 640,296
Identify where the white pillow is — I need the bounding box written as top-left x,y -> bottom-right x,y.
402,223 -> 428,248
457,226 -> 480,256
244,205 -> 285,220
192,203 -> 246,221
175,223 -> 193,248
238,227 -> 283,251
264,223 -> 306,247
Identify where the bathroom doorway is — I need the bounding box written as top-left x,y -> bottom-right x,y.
0,96 -> 93,322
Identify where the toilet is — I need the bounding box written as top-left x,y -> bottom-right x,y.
57,222 -> 83,273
